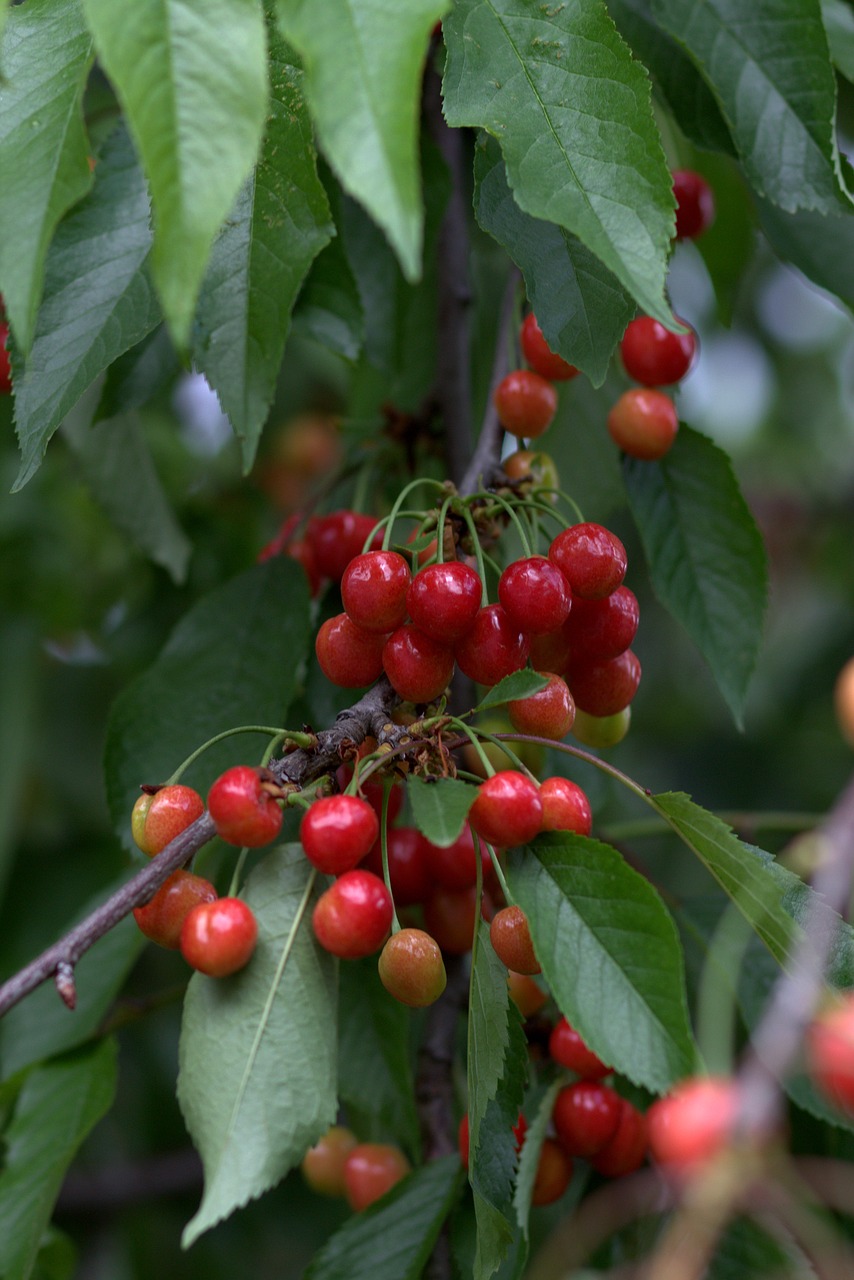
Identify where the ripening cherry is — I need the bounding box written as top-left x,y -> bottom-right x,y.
310,510 -> 383,582
646,1077 -> 739,1173
531,1138 -> 574,1205
133,870 -> 218,949
502,448 -> 560,499
378,928 -> 447,1006
608,388 -> 679,461
180,897 -> 258,977
672,169 -> 715,240
301,1125 -> 358,1197
563,587 -> 639,664
343,1143 -> 411,1211
498,556 -> 572,634
507,672 -> 575,740
572,707 -> 631,749
549,1016 -> 610,1078
361,826 -> 434,906
833,657 -> 854,747
520,312 -> 579,382
382,624 -> 455,703
566,649 -> 641,717
620,316 -> 697,387
312,869 -> 393,959
549,524 -> 627,599
490,905 -> 540,975
455,604 -> 530,687
494,369 -> 558,438
553,1080 -> 622,1158
131,784 -> 205,857
300,794 -> 379,875
341,550 -> 411,633
406,561 -> 482,642
469,771 -> 543,848
315,613 -> 389,688
590,1099 -> 648,1177
806,996 -> 854,1116
508,970 -> 549,1017
207,765 -> 282,847
538,776 -> 592,837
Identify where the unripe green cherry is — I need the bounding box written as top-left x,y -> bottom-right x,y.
571,707 -> 631,748
378,928 -> 447,1007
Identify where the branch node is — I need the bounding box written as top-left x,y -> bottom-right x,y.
55,961 -> 77,1010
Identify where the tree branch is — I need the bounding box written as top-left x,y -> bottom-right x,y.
459,267 -> 521,496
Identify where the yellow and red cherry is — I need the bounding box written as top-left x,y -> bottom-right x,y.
378,928 -> 447,1006
508,970 -> 548,1017
207,765 -> 282,847
301,1125 -> 358,1197
608,388 -> 679,461
180,897 -> 258,976
806,996 -> 854,1116
572,707 -> 631,749
132,784 -> 204,857
531,1138 -> 573,1205
647,1077 -> 738,1173
490,905 -> 540,975
132,870 -> 218,949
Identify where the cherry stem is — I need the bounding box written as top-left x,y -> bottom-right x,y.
473,729 -> 538,782
447,719 -> 495,777
454,505 -> 489,605
227,847 -> 250,898
484,840 -> 514,905
468,490 -> 533,558
435,495 -> 455,565
380,479 -> 448,552
165,725 -> 310,783
380,780 -> 402,935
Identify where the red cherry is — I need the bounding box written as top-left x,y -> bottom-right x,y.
807,997 -> 854,1116
469,771 -> 543,848
406,562 -> 482,642
335,764 -> 404,825
590,1099 -> 648,1177
608,388 -> 679,461
672,169 -> 715,240
502,448 -> 560,497
378,927 -> 447,1006
0,322 -> 11,395
315,612 -> 388,688
180,897 -> 258,976
382,624 -> 455,703
134,784 -> 205,856
539,777 -> 592,836
343,1143 -> 411,1211
549,1016 -> 610,1078
302,1125 -> 358,1197
532,1138 -> 573,1205
311,510 -> 383,582
455,604 -> 531,687
498,556 -> 572,635
508,672 -> 575,740
341,550 -> 411,633
494,369 -> 558,438
490,905 -> 540,974
508,970 -> 548,1017
421,823 -> 487,892
563,586 -> 639,664
312,869 -> 393,959
647,1077 -> 738,1172
361,826 -> 434,906
133,870 -> 218,949
553,1080 -> 622,1158
300,794 -> 379,875
528,627 -> 571,678
549,524 -> 627,600
208,766 -> 283,848
422,884 -> 492,955
566,649 -> 641,717
520,313 -> 579,382
620,316 -> 696,387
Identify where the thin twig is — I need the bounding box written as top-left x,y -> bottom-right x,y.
459,267 -> 521,496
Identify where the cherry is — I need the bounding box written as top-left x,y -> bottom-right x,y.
498,556 -> 572,634
563,586 -> 639,664
608,388 -> 679,461
672,169 -> 715,240
454,604 -> 530,687
342,550 -> 411,633
520,312 -> 579,382
0,322 -> 11,394
527,627 -> 571,677
553,1080 -> 622,1158
806,996 -> 854,1116
539,777 -> 592,836
343,1143 -> 411,1211
531,1138 -> 573,1205
406,561 -> 482,642
620,316 -> 696,387
180,897 -> 258,977
310,510 -> 383,582
133,870 -> 218,949
566,649 -> 641,717
300,794 -> 379,875
361,826 -> 434,906
834,656 -> 854,747
315,613 -> 388,688
207,765 -> 283,847
549,1016 -> 610,1077
458,1112 -> 527,1168
507,672 -> 575,740
494,369 -> 558,438
422,884 -> 491,955
646,1077 -> 738,1172
508,970 -> 548,1017
378,927 -> 447,1006
502,448 -> 560,498
490,905 -> 540,975
382,624 -> 455,703
421,823 -> 488,892
590,1099 -> 648,1177
132,784 -> 205,857
312,869 -> 393,959
572,707 -> 631,749
549,524 -> 627,599
301,1125 -> 358,1197
469,771 -> 543,847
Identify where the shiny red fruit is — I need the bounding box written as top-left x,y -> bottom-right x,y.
563,586 -> 639,664
672,169 -> 715,240
566,649 -> 641,717
549,524 -> 627,599
382,624 -> 455,703
490,905 -> 540,974
532,1138 -> 573,1205
520,313 -> 579,381
378,927 -> 447,1006
135,784 -> 205,856
300,794 -> 379,874
647,1077 -> 738,1172
508,672 -> 575,740
342,550 -> 411,633
455,604 -> 530,687
620,316 -> 696,387
590,1099 -> 648,1177
538,777 -> 592,836
553,1080 -> 622,1158
311,510 -> 383,582
807,997 -> 854,1116
406,561 -> 482,642
549,1016 -> 610,1078
180,897 -> 258,977
498,556 -> 572,635
361,826 -> 434,906
494,369 -> 558,438
343,1143 -> 411,1211
315,612 -> 388,688
609,387 -> 679,461
133,870 -> 218,949
469,771 -> 543,848
312,869 -> 393,959
207,766 -> 282,848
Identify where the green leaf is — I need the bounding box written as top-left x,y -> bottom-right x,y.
0,1040 -> 117,1280
276,0 -> 446,283
94,325 -> 180,422
64,414 -> 191,582
822,0 -> 854,82
193,29 -> 333,471
11,123 -> 162,491
468,920 -> 529,1279
708,1217 -> 802,1280
0,0 -> 93,354
512,1079 -> 562,1235
304,1155 -> 463,1280
407,775 -> 476,847
651,0 -> 851,214
178,846 -> 337,1245
30,1227 -> 77,1280
443,0 -> 675,323
337,959 -> 420,1154
507,834 -> 696,1093
623,425 -> 768,727
757,198 -> 854,314
475,669 -> 550,713
104,558 -> 311,855
0,621 -> 40,911
81,0 -> 268,348
292,231 -> 365,360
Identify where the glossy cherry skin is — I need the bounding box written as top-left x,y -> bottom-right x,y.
455,605 -> 530,687
494,369 -> 558,438
538,777 -> 592,836
807,997 -> 854,1116
180,897 -> 258,976
310,510 -> 383,582
549,524 -> 627,600
553,1080 -> 622,1158
361,826 -> 434,906
532,1138 -> 574,1205
300,794 -> 379,875
315,613 -> 388,688
312,869 -> 393,959
0,323 -> 11,394
672,169 -> 715,240
520,312 -> 579,381
647,1077 -> 738,1172
469,771 -> 543,848
343,1143 -> 411,1211
566,649 -> 641,717
301,1125 -> 358,1197
382,624 -> 455,703
498,556 -> 572,634
406,562 -> 482,642
208,766 -> 282,848
508,970 -> 548,1017
341,550 -> 411,633
133,870 -> 218,949
134,784 -> 205,856
378,928 -> 447,1006
608,388 -> 679,461
549,1016 -> 610,1078
508,672 -> 575,740
620,317 -> 696,387
563,586 -> 639,664
421,823 -> 488,892
490,905 -> 540,975
590,1099 -> 648,1177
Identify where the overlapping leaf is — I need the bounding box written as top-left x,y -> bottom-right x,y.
178,846 -> 337,1245
758,198 -> 854,314
407,776 -> 476,847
